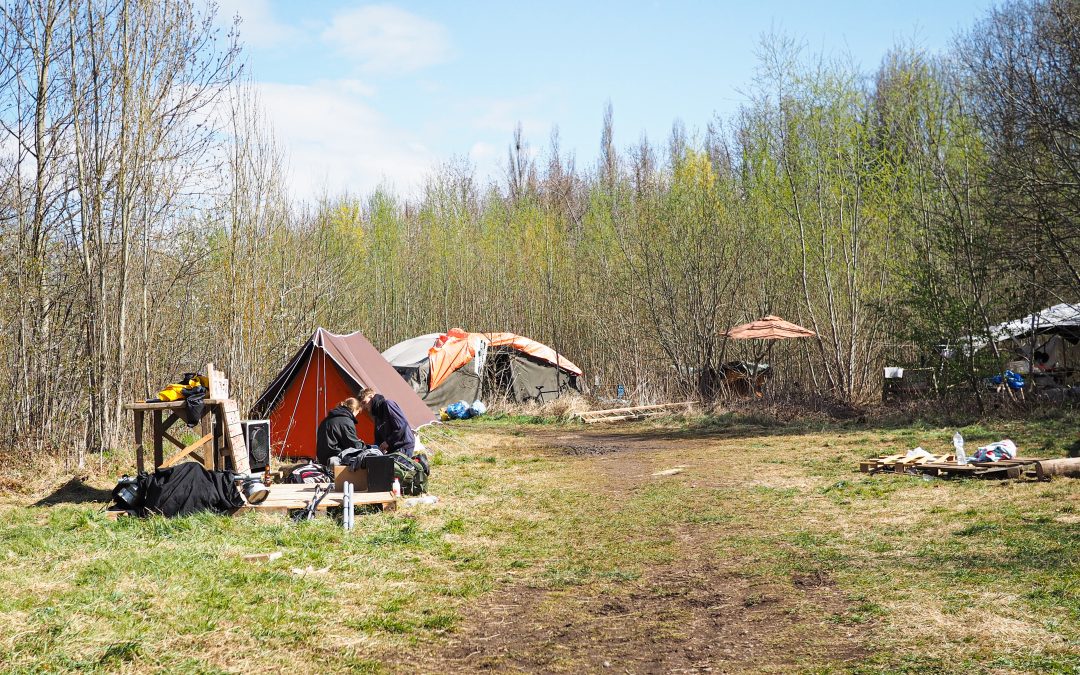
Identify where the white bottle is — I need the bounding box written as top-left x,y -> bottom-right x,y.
391,477 -> 401,498
953,431 -> 966,465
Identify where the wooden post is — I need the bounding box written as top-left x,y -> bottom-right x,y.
213,408 -> 225,471
153,410 -> 164,468
199,409 -> 214,470
134,410 -> 145,473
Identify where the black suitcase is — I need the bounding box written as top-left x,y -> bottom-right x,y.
361,454 -> 395,492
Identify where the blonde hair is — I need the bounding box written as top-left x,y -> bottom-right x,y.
357,388 -> 377,405
340,397 -> 361,413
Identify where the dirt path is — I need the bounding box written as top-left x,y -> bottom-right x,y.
418,428 -> 868,673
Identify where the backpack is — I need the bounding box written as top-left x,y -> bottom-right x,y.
387,452 -> 428,495
288,462 -> 331,484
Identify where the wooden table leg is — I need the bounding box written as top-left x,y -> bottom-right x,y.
134,410 -> 145,474
213,409 -> 224,471
200,410 -> 215,470
153,410 -> 164,468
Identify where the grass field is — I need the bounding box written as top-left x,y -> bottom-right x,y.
1,412 -> 1077,673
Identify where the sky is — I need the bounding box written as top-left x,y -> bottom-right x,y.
215,0 -> 994,199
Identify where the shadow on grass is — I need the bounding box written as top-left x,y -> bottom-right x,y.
34,477 -> 114,506
1068,438 -> 1080,458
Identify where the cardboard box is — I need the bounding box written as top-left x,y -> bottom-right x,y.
333,465 -> 368,492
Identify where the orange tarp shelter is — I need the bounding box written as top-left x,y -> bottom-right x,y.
427,329 -> 583,391
251,328 -> 436,459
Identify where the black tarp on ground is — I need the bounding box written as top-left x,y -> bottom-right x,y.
131,463 -> 245,517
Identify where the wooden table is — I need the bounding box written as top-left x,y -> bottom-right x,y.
124,399 -> 240,473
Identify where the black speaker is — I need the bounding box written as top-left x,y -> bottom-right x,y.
241,420 -> 271,472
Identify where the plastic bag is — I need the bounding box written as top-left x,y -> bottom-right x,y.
445,401 -> 469,419
990,370 -> 1025,390
469,400 -> 486,417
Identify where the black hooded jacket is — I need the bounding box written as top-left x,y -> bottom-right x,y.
369,394 -> 415,456
316,405 -> 361,465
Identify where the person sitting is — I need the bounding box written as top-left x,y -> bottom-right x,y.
316,397 -> 363,466
1033,350 -> 1052,372
357,388 -> 417,457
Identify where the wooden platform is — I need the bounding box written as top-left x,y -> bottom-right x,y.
860,454 -> 1046,480
106,483 -> 396,519
576,402 -> 693,424
235,484 -> 396,516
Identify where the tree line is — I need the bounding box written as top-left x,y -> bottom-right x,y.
1,0 -> 1076,462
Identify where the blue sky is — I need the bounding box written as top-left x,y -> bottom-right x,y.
216,0 -> 993,199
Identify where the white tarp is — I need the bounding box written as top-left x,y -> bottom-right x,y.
382,333 -> 442,368
961,302 -> 1080,353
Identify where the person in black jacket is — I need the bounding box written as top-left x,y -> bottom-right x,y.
316,398 -> 363,465
358,388 -> 416,457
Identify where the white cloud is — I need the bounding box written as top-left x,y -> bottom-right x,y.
215,0 -> 302,49
468,91 -> 556,139
256,80 -> 434,199
469,141 -> 497,160
321,5 -> 451,74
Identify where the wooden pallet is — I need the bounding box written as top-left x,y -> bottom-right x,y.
859,453 -> 951,474
235,484 -> 396,516
861,455 -> 1045,479
577,402 -> 693,424
106,484 -> 396,519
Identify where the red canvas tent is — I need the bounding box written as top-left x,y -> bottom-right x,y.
251,328 -> 436,459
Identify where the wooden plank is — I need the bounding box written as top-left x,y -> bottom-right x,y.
213,409 -> 225,471
589,402 -> 691,415
126,400 -> 187,411
235,488 -> 396,514
153,410 -> 164,468
200,415 -> 214,470
105,508 -> 134,520
159,432 -> 214,469
125,399 -> 226,411
242,551 -> 282,562
161,430 -> 186,450
577,402 -> 692,420
134,410 -> 145,474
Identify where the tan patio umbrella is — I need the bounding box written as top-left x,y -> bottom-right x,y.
721,315 -> 816,396
723,315 -> 816,340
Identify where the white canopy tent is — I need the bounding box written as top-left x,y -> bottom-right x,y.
954,302 -> 1080,371
960,303 -> 1080,353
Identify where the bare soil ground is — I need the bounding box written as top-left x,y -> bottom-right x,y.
421,428 -> 869,673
